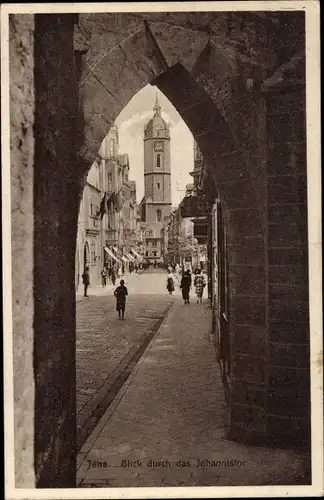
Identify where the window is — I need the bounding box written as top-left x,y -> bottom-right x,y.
157,182 -> 160,189
108,172 -> 113,192
110,139 -> 115,158
91,243 -> 96,265
145,251 -> 149,257
156,154 -> 161,168
153,251 -> 157,257
156,209 -> 162,222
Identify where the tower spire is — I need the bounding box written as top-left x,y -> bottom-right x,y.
153,91 -> 161,116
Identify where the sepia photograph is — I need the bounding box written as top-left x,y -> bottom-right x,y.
1,1 -> 323,498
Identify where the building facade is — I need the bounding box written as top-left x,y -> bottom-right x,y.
139,95 -> 172,263
75,125 -> 139,289
75,156 -> 104,290
165,178 -> 208,270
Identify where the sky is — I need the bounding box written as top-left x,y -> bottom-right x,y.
115,84 -> 194,206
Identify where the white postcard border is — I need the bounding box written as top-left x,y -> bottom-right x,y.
1,1 -> 322,499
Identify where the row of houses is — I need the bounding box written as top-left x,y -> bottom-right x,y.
75,125 -> 142,290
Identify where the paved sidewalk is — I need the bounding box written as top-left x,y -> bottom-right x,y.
77,298 -> 310,487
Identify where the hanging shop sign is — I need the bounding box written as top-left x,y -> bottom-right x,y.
180,194 -> 211,219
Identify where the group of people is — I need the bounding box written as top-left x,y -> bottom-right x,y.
100,263 -> 139,288
166,268 -> 206,304
81,263 -> 206,323
81,263 -> 134,298
100,265 -> 118,288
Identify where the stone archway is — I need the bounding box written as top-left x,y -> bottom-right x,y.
17,13 -> 269,487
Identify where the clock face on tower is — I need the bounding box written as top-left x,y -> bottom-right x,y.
154,141 -> 164,152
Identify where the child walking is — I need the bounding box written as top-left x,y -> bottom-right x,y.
114,279 -> 128,320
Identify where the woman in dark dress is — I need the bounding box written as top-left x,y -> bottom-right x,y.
166,272 -> 175,295
180,269 -> 192,304
114,279 -> 128,320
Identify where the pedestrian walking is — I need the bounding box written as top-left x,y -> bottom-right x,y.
81,266 -> 90,297
180,269 -> 192,304
114,279 -> 128,320
166,271 -> 175,295
101,267 -> 107,287
193,268 -> 206,303
107,265 -> 112,282
111,267 -> 116,286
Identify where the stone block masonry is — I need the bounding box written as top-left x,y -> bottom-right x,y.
266,89 -> 310,447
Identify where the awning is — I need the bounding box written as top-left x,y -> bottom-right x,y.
125,252 -> 136,261
121,256 -> 128,263
113,246 -> 118,252
130,248 -> 143,260
104,247 -> 121,264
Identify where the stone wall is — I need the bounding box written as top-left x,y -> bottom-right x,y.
266,89 -> 310,446
10,13 -> 35,487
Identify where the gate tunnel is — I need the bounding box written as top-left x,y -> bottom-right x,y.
9,12 -> 309,487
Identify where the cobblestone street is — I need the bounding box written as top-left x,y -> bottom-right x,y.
76,270 -> 310,488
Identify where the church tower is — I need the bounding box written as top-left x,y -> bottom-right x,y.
143,93 -> 172,224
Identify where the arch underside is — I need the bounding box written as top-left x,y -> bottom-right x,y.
78,20 -> 266,233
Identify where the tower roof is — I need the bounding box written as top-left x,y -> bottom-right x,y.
153,92 -> 161,116
144,92 -> 169,138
